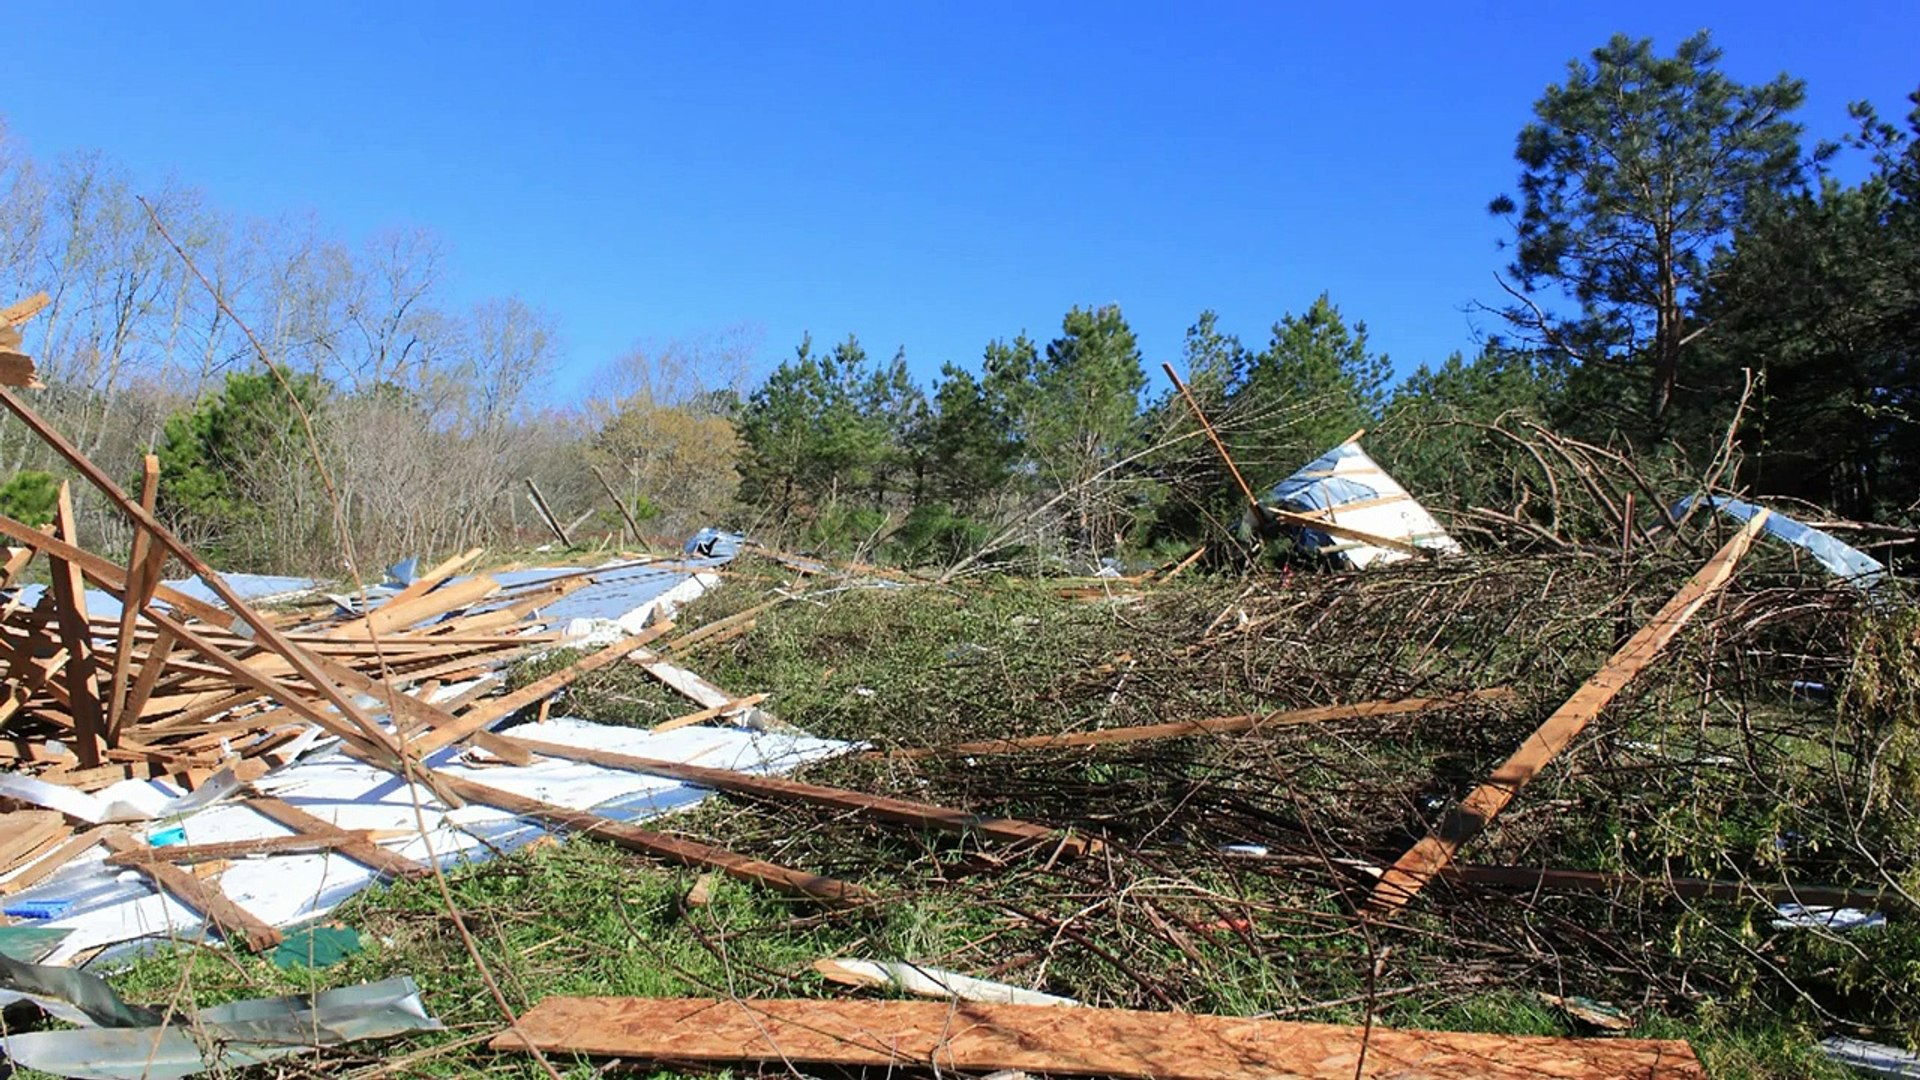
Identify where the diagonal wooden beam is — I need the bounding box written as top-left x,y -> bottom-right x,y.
1366,511 -> 1770,917
878,690 -> 1514,760
105,453 -> 162,742
246,796 -> 428,880
405,624 -> 672,757
47,482 -> 105,765
102,832 -> 282,952
502,733 -> 1098,856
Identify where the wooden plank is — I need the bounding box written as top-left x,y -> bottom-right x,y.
304,652 -> 533,766
881,690 -> 1514,760
524,477 -> 571,545
333,572 -> 499,640
426,769 -> 873,907
407,624 -> 672,756
245,796 -> 428,880
101,833 -> 282,952
0,512 -> 433,783
1366,513 -> 1770,917
0,541 -> 37,589
1263,503 -> 1431,559
493,996 -> 1706,1079
649,693 -> 768,734
0,812 -> 67,871
0,349 -> 38,388
1441,863 -> 1902,912
502,733 -> 1096,857
0,291 -> 50,325
0,826 -> 107,895
324,546 -> 483,639
591,462 -> 644,543
629,649 -> 734,709
105,454 -> 162,742
47,482 -> 105,765
105,832 -> 366,866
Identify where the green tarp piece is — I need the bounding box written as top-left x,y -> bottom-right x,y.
271,925 -> 362,969
0,925 -> 74,963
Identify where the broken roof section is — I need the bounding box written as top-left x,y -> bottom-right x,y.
1267,442 -> 1461,569
1678,496 -> 1887,590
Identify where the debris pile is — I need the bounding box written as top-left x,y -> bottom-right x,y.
0,285 -> 1913,1078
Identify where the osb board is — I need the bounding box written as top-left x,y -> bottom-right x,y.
495,996 -> 1705,1080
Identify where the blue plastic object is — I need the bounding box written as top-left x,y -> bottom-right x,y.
4,898 -> 74,920
147,825 -> 187,847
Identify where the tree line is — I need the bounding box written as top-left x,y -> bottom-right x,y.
1,31 -> 1914,574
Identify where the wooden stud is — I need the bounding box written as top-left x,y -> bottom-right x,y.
245,797 -> 428,880
503,733 -> 1096,856
881,690 -> 1514,760
102,832 -> 282,952
1366,512 -> 1770,917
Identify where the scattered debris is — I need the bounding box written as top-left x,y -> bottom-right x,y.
1,974 -> 440,1080
814,958 -> 1081,1007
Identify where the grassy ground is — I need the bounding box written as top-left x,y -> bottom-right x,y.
25,553 -> 1915,1078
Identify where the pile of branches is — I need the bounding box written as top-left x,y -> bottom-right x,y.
682,540 -> 1917,1047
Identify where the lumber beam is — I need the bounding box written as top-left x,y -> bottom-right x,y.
46,483 -> 105,764
425,768 -> 873,907
1441,863 -> 1903,913
649,693 -> 767,734
105,454 -> 163,742
406,624 -> 672,756
102,833 -> 282,952
245,796 -> 428,880
0,510 -> 455,800
493,996 -> 1706,1079
1366,512 -> 1770,917
0,826 -> 107,895
324,546 -> 483,639
882,690 -> 1514,759
501,733 -> 1097,857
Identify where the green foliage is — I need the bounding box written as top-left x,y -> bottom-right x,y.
885,502 -> 989,568
1028,304 -> 1146,477
924,363 -> 1021,510
1692,88 -> 1920,520
1231,294 -> 1390,487
1490,30 -> 1816,438
155,369 -> 329,568
736,334 -> 916,524
1376,344 -> 1556,510
0,469 -> 59,527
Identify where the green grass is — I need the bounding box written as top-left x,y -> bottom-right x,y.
18,561 -> 1914,1078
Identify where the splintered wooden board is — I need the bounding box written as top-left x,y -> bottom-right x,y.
495,997 -> 1706,1079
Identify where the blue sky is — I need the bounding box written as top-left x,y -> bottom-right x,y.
10,2 -> 1918,402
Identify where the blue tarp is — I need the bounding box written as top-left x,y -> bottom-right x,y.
1266,444 -> 1378,558
1676,497 -> 1887,589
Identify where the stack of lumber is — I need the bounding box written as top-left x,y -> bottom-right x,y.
0,523 -> 591,794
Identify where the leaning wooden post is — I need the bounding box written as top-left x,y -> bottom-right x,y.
525,477 -> 572,546
1160,362 -> 1269,530
1365,510 -> 1770,917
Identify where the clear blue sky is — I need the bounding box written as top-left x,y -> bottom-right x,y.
10,2 -> 1918,402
